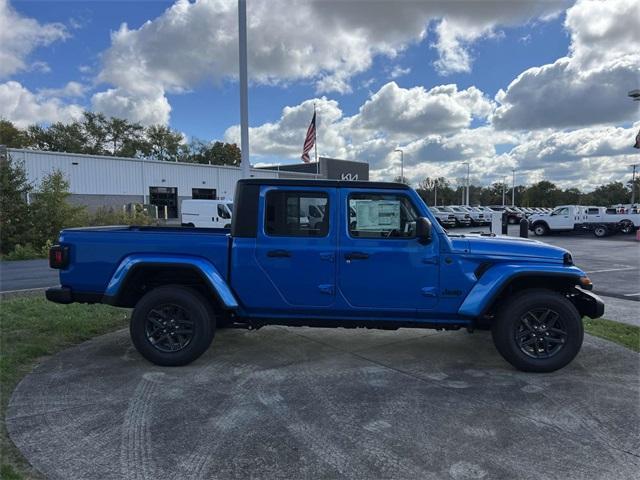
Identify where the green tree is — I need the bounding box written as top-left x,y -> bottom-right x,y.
187,140 -> 241,166
0,119 -> 28,147
146,125 -> 183,161
585,182 -> 629,206
80,112 -> 108,155
522,181 -> 561,207
26,122 -> 87,153
104,117 -> 145,157
29,170 -> 85,249
0,153 -> 32,254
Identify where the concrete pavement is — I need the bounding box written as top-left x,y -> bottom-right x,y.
7,326 -> 640,480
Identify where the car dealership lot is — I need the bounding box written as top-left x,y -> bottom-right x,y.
455,225 -> 640,301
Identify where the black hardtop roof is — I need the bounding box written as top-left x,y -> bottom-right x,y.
237,178 -> 409,190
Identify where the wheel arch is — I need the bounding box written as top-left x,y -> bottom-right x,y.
104,254 -> 239,310
459,265 -> 589,320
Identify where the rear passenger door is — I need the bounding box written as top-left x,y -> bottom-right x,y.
255,187 -> 336,309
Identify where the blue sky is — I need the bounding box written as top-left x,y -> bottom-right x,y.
1,0 -> 638,189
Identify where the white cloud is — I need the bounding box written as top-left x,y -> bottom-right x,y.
0,81 -> 84,128
91,87 -> 171,126
0,0 -> 68,78
351,82 -> 494,139
92,0 -> 566,123
389,66 -> 411,79
39,81 -> 87,99
493,0 -> 640,130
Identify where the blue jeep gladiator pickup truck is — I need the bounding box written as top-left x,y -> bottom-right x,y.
46,179 -> 604,372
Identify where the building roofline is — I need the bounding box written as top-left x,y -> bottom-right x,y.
5,147 -> 267,173
237,178 -> 408,189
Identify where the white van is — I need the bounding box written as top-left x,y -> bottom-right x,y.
181,200 -> 233,228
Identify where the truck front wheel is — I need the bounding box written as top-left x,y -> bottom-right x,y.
130,285 -> 215,366
532,223 -> 548,236
491,289 -> 583,372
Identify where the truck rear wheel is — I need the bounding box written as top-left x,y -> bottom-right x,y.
130,285 -> 215,366
491,289 -> 583,372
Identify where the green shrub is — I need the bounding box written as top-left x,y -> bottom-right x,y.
86,206 -> 155,226
3,244 -> 42,261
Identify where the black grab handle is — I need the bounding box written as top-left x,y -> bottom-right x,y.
345,252 -> 369,260
267,249 -> 291,258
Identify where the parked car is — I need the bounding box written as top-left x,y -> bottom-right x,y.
488,206 -> 523,224
429,206 -> 456,228
443,206 -> 472,227
181,200 -> 233,228
47,179 -> 603,373
459,206 -> 489,226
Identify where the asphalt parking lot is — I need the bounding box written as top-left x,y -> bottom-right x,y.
455,226 -> 640,321
7,326 -> 640,480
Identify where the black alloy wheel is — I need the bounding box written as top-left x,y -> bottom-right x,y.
145,303 -> 194,353
515,308 -> 567,359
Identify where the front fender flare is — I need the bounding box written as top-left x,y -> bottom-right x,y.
458,263 -> 586,318
105,254 -> 239,309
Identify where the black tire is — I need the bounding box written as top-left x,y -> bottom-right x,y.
593,225 -> 608,238
491,289 -> 583,372
223,223 -> 231,229
130,285 -> 215,366
533,222 -> 548,236
619,220 -> 634,234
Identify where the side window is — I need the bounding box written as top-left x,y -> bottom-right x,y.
348,193 -> 417,239
587,208 -> 599,215
265,191 -> 329,237
554,207 -> 569,215
217,204 -> 231,219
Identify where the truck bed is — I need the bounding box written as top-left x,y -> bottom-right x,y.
58,225 -> 230,294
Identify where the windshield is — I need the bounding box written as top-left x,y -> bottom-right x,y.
440,206 -> 454,212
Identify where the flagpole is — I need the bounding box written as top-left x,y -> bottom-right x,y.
314,103 -> 319,177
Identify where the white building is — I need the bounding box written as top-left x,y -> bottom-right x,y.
4,148 -> 313,218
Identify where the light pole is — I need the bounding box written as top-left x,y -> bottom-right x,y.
502,176 -> 506,206
394,148 -> 404,182
434,179 -> 438,206
631,164 -> 638,204
462,162 -> 470,206
238,0 -> 251,178
511,168 -> 516,207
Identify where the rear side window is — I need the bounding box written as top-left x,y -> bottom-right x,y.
348,193 -> 417,239
265,191 -> 329,237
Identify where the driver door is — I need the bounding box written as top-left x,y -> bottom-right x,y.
337,190 -> 439,313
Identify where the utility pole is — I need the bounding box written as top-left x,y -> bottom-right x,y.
394,148 -> 404,182
502,175 -> 506,206
434,179 -> 438,206
511,169 -> 516,207
631,164 -> 638,204
461,162 -> 470,205
238,0 -> 250,178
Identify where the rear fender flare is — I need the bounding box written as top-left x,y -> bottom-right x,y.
105,254 -> 238,309
458,263 -> 586,318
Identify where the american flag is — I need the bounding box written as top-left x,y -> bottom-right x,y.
301,111 -> 316,163
634,129 -> 640,149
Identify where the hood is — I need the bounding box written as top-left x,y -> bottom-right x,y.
448,234 -> 569,263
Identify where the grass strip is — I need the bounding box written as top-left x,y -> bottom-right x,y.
0,296 -> 129,479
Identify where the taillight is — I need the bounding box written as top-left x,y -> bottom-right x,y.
49,245 -> 69,269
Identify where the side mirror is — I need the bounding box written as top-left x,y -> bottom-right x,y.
416,217 -> 432,243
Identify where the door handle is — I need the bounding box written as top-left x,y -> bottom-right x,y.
267,249 -> 291,258
345,252 -> 369,260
